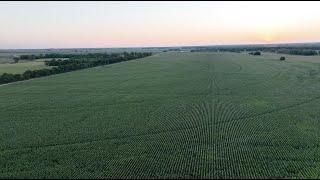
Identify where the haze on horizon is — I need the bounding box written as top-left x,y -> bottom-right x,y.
1,1 -> 320,49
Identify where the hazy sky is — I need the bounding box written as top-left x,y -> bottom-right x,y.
1,1 -> 320,49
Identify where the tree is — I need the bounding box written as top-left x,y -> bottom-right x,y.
12,55 -> 20,63
22,70 -> 34,79
253,51 -> 261,56
249,51 -> 261,56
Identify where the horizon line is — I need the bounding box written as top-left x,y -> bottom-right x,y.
1,41 -> 320,51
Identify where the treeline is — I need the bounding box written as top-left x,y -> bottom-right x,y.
276,49 -> 318,56
248,51 -> 261,56
19,53 -> 74,60
189,46 -> 319,56
190,46 -> 266,53
0,52 -> 152,85
18,51 -> 152,60
191,48 -> 241,53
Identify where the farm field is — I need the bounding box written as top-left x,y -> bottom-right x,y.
0,48 -> 163,64
0,61 -> 49,74
1,52 -> 320,178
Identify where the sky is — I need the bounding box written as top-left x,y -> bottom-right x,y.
1,1 -> 320,49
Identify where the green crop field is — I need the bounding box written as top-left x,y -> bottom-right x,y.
1,52 -> 320,178
0,61 -> 49,74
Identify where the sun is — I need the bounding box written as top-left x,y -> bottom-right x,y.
260,32 -> 275,43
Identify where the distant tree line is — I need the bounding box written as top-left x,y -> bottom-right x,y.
189,46 -> 319,56
0,52 -> 152,85
248,51 -> 261,56
190,48 -> 241,53
276,49 -> 318,56
18,53 -> 74,60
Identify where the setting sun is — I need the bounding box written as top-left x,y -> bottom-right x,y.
0,1 -> 320,48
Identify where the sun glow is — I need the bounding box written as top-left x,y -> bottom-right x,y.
0,1 -> 320,48
261,33 -> 274,43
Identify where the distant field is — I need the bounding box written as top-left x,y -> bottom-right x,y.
1,52 -> 320,178
0,48 -> 162,64
0,54 -> 14,64
0,61 -> 49,74
0,52 -> 50,64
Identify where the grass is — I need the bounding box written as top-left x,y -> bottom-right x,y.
0,61 -> 49,74
1,52 -> 320,178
